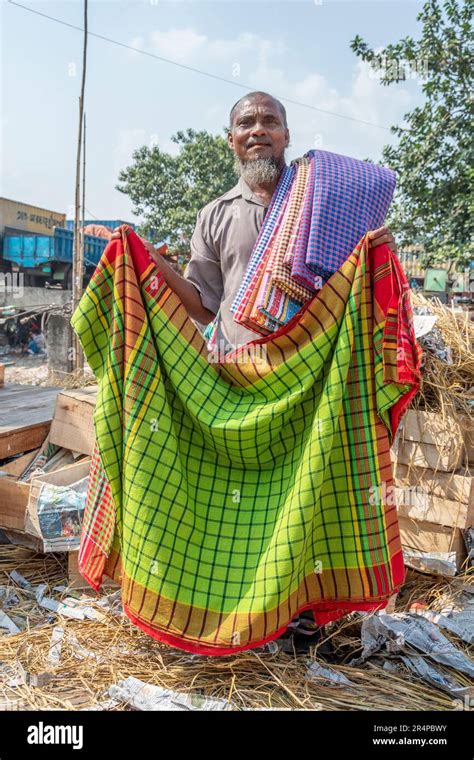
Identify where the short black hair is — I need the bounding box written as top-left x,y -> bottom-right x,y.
228,91 -> 287,129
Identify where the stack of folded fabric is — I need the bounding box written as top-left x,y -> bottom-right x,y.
230,149 -> 397,336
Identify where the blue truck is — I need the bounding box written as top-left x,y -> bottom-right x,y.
3,226 -> 110,288
65,219 -> 136,232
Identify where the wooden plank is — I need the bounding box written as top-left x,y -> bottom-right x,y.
0,384 -> 62,429
0,476 -> 30,530
0,364 -> 4,388
1,528 -> 44,553
401,409 -> 464,448
459,413 -> 474,466
395,439 -> 464,472
395,487 -> 473,530
0,449 -> 40,478
59,387 -> 98,404
394,462 -> 473,505
0,384 -> 61,458
49,388 -> 97,456
0,423 -> 51,460
399,409 -> 464,472
0,448 -> 39,530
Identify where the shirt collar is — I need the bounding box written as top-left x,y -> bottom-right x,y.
238,177 -> 268,207
223,177 -> 268,207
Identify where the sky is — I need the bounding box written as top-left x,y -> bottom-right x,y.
1,0 -> 427,223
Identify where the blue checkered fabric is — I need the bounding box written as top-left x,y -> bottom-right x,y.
230,164 -> 296,315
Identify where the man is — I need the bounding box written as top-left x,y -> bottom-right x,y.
119,91 -> 399,653
139,91 -> 398,354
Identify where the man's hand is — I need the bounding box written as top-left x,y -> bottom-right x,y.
110,225 -> 127,240
141,238 -> 162,266
110,225 -> 214,325
367,225 -> 397,254
111,227 -> 161,265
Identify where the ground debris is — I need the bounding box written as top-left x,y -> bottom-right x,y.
0,544 -> 472,711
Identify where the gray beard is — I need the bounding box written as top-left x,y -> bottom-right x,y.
234,155 -> 282,186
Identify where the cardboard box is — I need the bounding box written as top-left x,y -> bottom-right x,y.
0,458 -> 90,552
398,515 -> 467,572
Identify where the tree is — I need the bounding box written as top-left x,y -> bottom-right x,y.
351,0 -> 473,270
116,129 -> 237,254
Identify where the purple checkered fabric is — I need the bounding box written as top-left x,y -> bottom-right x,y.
291,149 -> 396,284
231,149 -> 396,332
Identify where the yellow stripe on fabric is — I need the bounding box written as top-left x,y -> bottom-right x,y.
358,239 -> 386,568
86,260 -> 115,335
334,308 -> 369,587
140,262 -> 156,285
123,319 -> 161,460
123,374 -> 161,460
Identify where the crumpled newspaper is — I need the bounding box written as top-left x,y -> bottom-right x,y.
306,661 -> 355,687
108,676 -> 233,711
412,304 -> 452,363
351,612 -> 474,679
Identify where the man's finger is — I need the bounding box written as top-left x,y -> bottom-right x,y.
368,234 -> 392,246
367,226 -> 388,239
110,225 -> 124,240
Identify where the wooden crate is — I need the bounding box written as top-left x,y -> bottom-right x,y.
0,449 -> 40,530
459,413 -> 474,467
396,489 -> 473,530
394,462 -> 473,505
0,384 -> 61,459
0,458 -> 90,550
49,387 -> 97,456
396,410 -> 464,472
394,461 -> 473,531
25,459 -> 91,540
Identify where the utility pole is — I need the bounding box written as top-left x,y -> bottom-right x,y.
72,0 -> 88,373
81,111 -> 86,282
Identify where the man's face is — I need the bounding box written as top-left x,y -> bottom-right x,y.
227,96 -> 289,165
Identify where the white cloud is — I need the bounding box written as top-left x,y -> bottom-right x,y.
127,36 -> 145,59
114,128 -> 148,172
130,28 -> 286,69
246,57 -> 417,161
149,28 -> 208,64
125,26 -> 419,162
288,60 -> 415,160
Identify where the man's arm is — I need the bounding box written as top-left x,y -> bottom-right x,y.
141,240 -> 216,324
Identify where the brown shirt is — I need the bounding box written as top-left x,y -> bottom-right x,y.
183,177 -> 268,350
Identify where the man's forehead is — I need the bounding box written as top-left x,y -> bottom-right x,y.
234,98 -> 281,117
